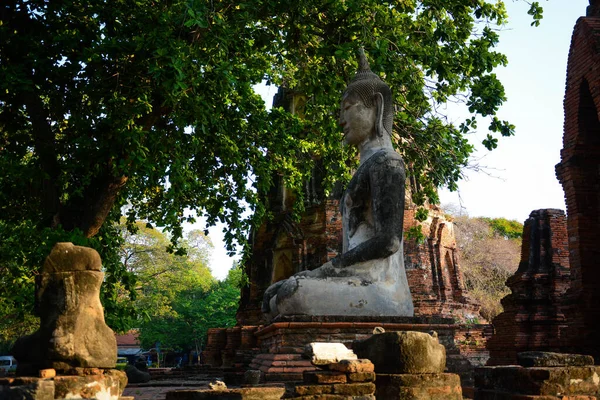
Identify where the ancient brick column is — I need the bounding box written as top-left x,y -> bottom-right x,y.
486,209 -> 570,365
555,10 -> 600,362
403,205 -> 480,321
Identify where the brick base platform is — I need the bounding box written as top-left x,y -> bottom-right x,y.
375,372 -> 463,400
249,316 -> 459,383
474,365 -> 600,399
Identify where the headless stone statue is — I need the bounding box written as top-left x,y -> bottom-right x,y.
262,50 -> 414,319
12,243 -> 117,374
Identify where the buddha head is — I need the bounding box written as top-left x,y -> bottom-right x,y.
340,49 -> 393,146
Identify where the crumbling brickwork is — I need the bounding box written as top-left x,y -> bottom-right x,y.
556,9 -> 600,362
486,209 -> 570,366
404,205 -> 480,321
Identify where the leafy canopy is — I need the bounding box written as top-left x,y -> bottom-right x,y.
0,0 -> 543,329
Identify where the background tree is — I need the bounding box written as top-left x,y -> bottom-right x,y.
136,267 -> 241,354
0,0 -> 544,331
451,212 -> 523,321
116,222 -> 240,353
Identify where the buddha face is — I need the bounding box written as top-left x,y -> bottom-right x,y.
339,93 -> 377,146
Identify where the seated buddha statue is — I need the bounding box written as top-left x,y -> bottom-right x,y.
262,50 -> 414,319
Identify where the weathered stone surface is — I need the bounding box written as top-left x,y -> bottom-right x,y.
475,365 -> 600,397
54,370 -> 127,399
329,359 -> 374,374
304,343 -> 357,366
12,243 -> 117,373
0,370 -> 126,400
303,371 -> 347,384
347,372 -> 375,383
295,384 -> 334,396
38,369 -> 55,379
375,373 -> 463,400
518,352 -> 595,368
125,364 -> 151,383
42,242 -> 102,272
331,382 -> 375,396
244,369 -> 262,386
0,379 -> 55,400
353,331 -> 446,374
165,386 -> 286,400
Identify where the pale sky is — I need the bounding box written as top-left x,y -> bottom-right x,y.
202,0 -> 590,280
440,0 -> 588,219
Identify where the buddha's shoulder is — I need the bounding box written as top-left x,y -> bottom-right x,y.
370,148 -> 404,166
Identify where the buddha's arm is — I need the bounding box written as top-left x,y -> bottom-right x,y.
332,155 -> 405,268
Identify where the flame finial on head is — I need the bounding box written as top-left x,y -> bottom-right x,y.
358,48 -> 371,72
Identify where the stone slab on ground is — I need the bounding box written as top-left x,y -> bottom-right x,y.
475,365 -> 600,398
375,372 -> 463,400
123,385 -> 200,400
164,386 -> 286,400
304,343 -> 357,365
517,352 -> 595,368
0,369 -> 127,400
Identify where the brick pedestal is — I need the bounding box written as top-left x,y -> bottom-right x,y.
221,327 -> 242,368
203,328 -> 227,367
249,316 -> 460,383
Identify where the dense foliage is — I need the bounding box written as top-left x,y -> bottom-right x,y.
118,223 -> 240,352
453,214 -> 523,321
0,0 -> 543,333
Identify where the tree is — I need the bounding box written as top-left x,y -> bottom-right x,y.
452,214 -> 523,321
0,0 -> 544,329
136,266 -> 241,353
115,222 -> 240,353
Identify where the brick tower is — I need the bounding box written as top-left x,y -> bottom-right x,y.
555,0 -> 600,362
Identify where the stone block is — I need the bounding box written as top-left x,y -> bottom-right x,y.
165,386 -> 286,399
332,382 -> 375,396
347,372 -> 376,382
329,359 -> 374,373
295,384 -> 334,395
353,331 -> 446,374
291,396 -> 375,400
0,370 -> 126,400
39,369 -> 56,379
304,343 -> 357,365
518,352 -> 595,368
303,371 -> 347,384
475,365 -> 600,397
376,373 -> 463,400
53,370 -> 127,400
0,379 -> 55,400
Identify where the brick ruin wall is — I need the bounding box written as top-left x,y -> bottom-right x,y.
486,209 -> 570,365
555,15 -> 600,362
